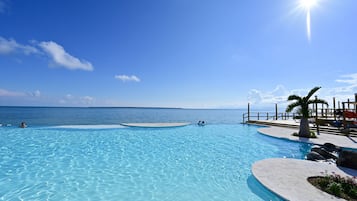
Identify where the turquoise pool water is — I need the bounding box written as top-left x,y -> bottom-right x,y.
0,124 -> 310,200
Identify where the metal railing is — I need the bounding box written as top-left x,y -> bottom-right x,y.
242,112 -> 297,123
242,108 -> 356,124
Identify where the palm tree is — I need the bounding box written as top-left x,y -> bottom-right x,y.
286,86 -> 328,138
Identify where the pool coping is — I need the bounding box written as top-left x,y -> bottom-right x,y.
120,122 -> 191,128
252,158 -> 357,201
257,126 -> 357,149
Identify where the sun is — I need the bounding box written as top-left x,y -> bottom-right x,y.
299,0 -> 318,10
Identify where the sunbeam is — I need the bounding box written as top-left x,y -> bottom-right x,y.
299,0 -> 319,42
306,10 -> 311,41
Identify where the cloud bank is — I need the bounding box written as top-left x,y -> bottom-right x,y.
59,94 -> 95,105
248,85 -> 291,105
0,88 -> 41,98
248,73 -> 357,109
39,41 -> 93,71
0,88 -> 26,97
336,73 -> 357,85
0,36 -> 94,71
30,90 -> 41,97
115,75 -> 141,82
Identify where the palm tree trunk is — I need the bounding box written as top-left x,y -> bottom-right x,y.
299,117 -> 310,137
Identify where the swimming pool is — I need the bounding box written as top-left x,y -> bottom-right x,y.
0,124 -> 310,200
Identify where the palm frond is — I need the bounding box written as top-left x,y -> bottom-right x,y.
286,102 -> 301,113
287,95 -> 302,101
306,86 -> 321,100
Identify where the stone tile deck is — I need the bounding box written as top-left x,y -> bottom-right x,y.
252,158 -> 357,201
258,126 -> 357,149
252,126 -> 357,201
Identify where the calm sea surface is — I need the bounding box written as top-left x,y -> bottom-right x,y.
0,107 -> 246,126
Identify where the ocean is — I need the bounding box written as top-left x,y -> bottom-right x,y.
0,107 -> 246,127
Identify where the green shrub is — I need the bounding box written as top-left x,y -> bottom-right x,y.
317,178 -> 330,188
327,182 -> 342,197
308,172 -> 357,200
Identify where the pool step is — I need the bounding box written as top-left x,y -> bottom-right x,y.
246,120 -> 357,138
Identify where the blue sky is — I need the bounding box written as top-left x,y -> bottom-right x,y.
0,0 -> 356,108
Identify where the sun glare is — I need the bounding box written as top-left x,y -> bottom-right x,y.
300,0 -> 318,10
298,0 -> 319,42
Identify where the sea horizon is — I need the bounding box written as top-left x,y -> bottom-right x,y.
0,106 -> 257,127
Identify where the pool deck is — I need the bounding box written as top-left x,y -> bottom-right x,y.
253,126 -> 357,201
120,122 -> 190,128
258,126 -> 357,149
252,158 -> 357,201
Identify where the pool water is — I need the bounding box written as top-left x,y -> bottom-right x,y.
0,124 -> 311,200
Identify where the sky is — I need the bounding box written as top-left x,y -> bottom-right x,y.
0,0 -> 356,109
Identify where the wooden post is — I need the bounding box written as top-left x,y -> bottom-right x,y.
348,99 -> 350,110
248,103 -> 250,121
267,112 -> 269,120
343,102 -> 346,129
315,96 -> 318,120
275,103 -> 278,120
355,93 -> 357,115
258,112 -> 260,120
333,97 -> 336,120
315,96 -> 320,134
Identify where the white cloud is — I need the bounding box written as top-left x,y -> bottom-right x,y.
65,94 -> 73,99
247,72 -> 357,110
247,89 -> 263,104
248,85 -> 290,105
59,94 -> 95,105
39,41 -> 93,71
59,94 -> 72,104
271,85 -> 288,96
0,88 -> 26,97
336,73 -> 357,85
327,85 -> 356,95
0,88 -> 43,99
0,36 -> 94,72
325,73 -> 357,101
0,37 -> 39,55
80,96 -> 95,105
247,85 -> 336,109
31,90 -> 41,97
115,75 -> 140,82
